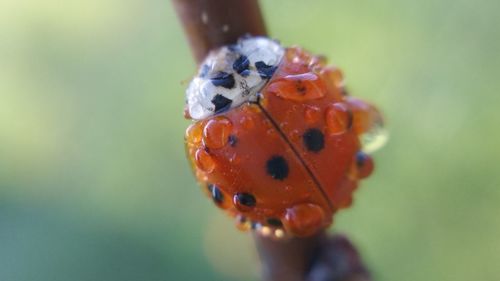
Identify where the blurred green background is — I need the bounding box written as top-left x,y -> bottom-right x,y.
1,0 -> 499,280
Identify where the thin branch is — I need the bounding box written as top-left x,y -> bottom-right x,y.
255,232 -> 324,281
172,1 -> 372,280
172,0 -> 267,63
256,232 -> 371,281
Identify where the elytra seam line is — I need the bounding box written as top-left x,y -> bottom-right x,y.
255,102 -> 333,211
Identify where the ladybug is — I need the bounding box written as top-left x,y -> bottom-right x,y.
184,37 -> 385,238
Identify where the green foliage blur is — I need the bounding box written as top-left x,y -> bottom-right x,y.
1,0 -> 499,280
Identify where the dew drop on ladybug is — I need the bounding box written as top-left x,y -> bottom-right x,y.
194,148 -> 216,173
347,97 -> 388,153
202,117 -> 233,149
185,122 -> 203,145
304,105 -> 321,124
325,103 -> 352,135
184,36 -> 386,238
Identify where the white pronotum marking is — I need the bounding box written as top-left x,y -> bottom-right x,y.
185,37 -> 284,120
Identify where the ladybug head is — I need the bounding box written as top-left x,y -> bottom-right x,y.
186,37 -> 284,120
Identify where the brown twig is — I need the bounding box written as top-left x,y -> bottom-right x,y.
172,0 -> 267,63
255,232 -> 371,281
172,1 -> 372,280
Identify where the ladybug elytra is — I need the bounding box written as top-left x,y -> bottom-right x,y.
184,37 -> 385,238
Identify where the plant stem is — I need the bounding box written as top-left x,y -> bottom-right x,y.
172,0 -> 266,63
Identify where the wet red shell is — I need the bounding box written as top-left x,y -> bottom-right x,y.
185,47 -> 382,237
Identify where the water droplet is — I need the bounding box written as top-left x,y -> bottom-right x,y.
308,55 -> 327,70
195,148 -> 216,173
285,47 -> 312,68
235,215 -> 251,231
259,226 -> 272,237
266,128 -> 277,137
251,222 -> 262,230
202,117 -> 233,149
185,122 -> 203,144
304,105 -> 321,124
361,116 -> 388,154
240,115 -> 255,129
325,103 -> 350,135
266,72 -> 326,101
263,118 -> 272,127
289,129 -> 301,141
274,229 -> 285,239
228,152 -> 240,164
320,66 -> 344,88
284,203 -> 327,237
346,97 -> 387,152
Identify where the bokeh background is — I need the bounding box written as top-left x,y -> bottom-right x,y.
1,0 -> 500,280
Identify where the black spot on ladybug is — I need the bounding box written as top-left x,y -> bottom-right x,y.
228,135 -> 238,147
233,55 -> 250,77
211,72 -> 235,89
208,184 -> 224,204
303,128 -> 325,152
211,94 -> 233,113
199,64 -> 210,78
266,156 -> 289,180
255,61 -> 277,79
267,218 -> 283,227
234,192 -> 256,207
356,151 -> 368,167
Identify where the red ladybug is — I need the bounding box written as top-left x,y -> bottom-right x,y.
184,37 -> 385,238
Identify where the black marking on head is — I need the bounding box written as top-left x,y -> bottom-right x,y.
255,61 -> 277,79
211,72 -> 235,89
211,94 -> 233,113
235,193 -> 256,207
228,135 -> 238,147
267,218 -> 283,227
356,151 -> 368,167
208,184 -> 224,204
199,64 -> 210,78
303,128 -> 325,152
266,156 -> 289,180
233,55 -> 250,77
